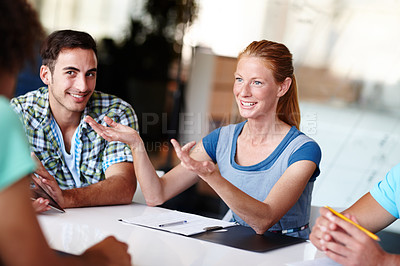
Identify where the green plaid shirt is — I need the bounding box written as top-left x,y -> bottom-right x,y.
10,87 -> 138,189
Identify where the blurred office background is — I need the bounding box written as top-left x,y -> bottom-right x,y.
24,0 -> 400,231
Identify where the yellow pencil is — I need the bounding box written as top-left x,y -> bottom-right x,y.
324,206 -> 380,241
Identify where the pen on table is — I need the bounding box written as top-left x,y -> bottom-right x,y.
324,206 -> 380,241
203,226 -> 223,231
159,220 -> 188,227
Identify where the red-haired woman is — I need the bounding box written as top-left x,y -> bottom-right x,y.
85,40 -> 321,239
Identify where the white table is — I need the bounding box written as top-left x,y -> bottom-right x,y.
37,203 -> 327,266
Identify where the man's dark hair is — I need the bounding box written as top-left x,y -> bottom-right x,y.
0,0 -> 44,74
40,30 -> 98,73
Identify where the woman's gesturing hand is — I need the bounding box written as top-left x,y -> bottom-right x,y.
170,139 -> 216,180
84,115 -> 144,151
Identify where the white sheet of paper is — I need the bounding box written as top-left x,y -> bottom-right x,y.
120,210 -> 236,236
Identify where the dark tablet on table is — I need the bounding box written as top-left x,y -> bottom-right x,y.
192,224 -> 305,252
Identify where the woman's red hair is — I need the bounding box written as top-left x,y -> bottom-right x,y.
238,40 -> 300,129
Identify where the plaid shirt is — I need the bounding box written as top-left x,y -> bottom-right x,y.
10,87 -> 138,189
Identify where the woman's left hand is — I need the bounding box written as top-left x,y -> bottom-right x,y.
170,139 -> 217,180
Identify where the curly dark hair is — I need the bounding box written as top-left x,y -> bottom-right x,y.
0,0 -> 44,74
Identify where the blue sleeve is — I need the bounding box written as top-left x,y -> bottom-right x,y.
288,141 -> 322,182
202,128 -> 221,163
370,164 -> 400,219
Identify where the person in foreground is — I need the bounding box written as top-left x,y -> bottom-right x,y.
10,29 -> 138,212
86,40 -> 321,239
310,164 -> 400,265
0,0 -> 131,265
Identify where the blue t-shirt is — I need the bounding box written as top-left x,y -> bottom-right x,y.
202,121 -> 321,239
0,97 -> 36,190
203,121 -> 321,180
370,163 -> 400,219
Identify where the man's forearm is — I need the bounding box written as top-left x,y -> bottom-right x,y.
62,175 -> 136,208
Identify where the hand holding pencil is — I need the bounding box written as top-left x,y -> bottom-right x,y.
312,206 -> 389,266
324,206 -> 380,241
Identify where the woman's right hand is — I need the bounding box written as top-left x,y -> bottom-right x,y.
84,115 -> 144,151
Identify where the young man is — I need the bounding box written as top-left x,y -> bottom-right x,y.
0,0 -> 131,264
11,30 -> 138,211
310,164 -> 400,265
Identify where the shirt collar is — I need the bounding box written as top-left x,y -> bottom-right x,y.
32,87 -> 52,130
79,92 -> 101,142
